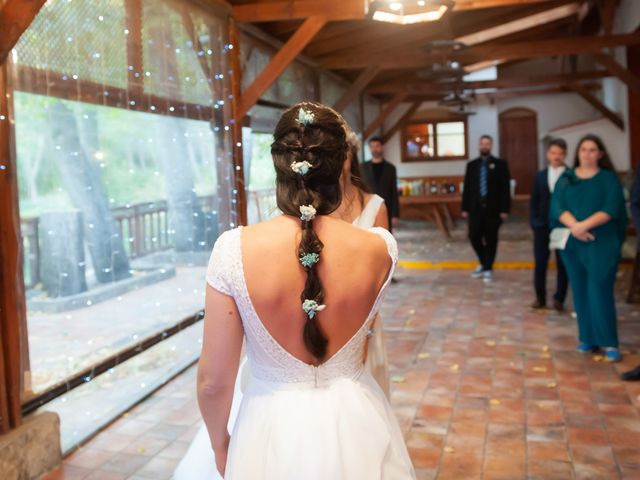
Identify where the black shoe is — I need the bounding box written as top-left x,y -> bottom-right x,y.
531,300 -> 546,309
621,365 -> 640,381
553,300 -> 565,312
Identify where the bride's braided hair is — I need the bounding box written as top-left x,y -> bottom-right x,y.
271,102 -> 348,360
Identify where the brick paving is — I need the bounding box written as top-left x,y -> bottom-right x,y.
41,221 -> 640,479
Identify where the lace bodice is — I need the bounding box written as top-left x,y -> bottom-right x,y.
206,226 -> 397,387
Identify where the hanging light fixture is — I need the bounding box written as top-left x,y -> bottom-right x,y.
369,0 -> 454,25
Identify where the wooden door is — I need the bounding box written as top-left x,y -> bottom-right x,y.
499,108 -> 538,195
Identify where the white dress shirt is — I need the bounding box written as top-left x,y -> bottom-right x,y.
548,165 -> 566,193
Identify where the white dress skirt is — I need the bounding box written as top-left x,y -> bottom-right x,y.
174,209 -> 407,480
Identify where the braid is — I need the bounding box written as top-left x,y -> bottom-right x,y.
271,102 -> 348,361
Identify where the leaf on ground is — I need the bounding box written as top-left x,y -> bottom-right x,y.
533,366 -> 547,373
444,446 -> 455,453
489,399 -> 501,406
417,352 -> 431,360
391,375 -> 406,383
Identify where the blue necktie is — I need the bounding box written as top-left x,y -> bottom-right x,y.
480,160 -> 488,198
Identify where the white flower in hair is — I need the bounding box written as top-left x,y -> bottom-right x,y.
302,299 -> 326,319
291,160 -> 312,175
298,107 -> 315,126
299,205 -> 316,221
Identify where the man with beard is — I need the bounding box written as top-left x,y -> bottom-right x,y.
462,135 -> 511,283
361,136 -> 400,232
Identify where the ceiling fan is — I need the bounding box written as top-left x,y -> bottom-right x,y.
438,86 -> 476,114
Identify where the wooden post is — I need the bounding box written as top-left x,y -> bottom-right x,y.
229,17 -> 248,227
0,61 -> 27,432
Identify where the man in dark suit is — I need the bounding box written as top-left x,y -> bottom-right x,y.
361,136 -> 400,231
462,134 -> 511,282
530,138 -> 569,311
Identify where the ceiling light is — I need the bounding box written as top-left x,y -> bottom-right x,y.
369,0 -> 454,25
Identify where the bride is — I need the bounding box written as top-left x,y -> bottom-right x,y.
174,102 -> 414,479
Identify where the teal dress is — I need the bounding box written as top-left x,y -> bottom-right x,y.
550,168 -> 627,348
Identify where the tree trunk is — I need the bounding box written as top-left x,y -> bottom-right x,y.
46,102 -> 131,283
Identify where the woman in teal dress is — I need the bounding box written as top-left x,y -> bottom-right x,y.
550,134 -> 627,362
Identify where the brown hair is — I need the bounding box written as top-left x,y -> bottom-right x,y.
573,134 -> 614,171
270,102 -> 348,360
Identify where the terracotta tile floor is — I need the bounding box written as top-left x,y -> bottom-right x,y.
41,221 -> 640,479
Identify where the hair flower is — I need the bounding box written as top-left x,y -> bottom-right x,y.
299,252 -> 320,268
291,160 -> 312,175
302,299 -> 325,319
298,108 -> 315,126
299,205 -> 316,221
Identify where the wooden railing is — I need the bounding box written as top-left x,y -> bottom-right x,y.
112,200 -> 170,259
20,194 -> 217,287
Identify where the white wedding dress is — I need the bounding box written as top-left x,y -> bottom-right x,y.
174,224 -> 414,480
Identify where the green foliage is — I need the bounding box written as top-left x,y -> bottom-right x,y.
15,92 -> 218,217
249,132 -> 276,190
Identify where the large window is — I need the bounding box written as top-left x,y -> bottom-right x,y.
8,0 -> 237,451
403,119 -> 468,162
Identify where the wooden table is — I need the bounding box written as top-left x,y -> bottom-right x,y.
400,194 -> 531,238
399,194 -> 461,238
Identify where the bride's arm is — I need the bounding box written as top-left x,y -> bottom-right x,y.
197,285 -> 243,475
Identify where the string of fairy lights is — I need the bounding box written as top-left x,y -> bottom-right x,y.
0,0 -> 244,447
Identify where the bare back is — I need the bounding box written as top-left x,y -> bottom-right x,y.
241,215 -> 392,365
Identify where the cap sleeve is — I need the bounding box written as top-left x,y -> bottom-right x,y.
368,227 -> 398,266
205,229 -> 238,296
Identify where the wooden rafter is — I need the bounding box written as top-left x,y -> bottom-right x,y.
367,70 -> 611,94
363,93 -> 407,140
593,52 -> 640,96
453,0 -> 558,9
597,0 -> 617,35
321,32 -> 640,69
236,15 -> 326,120
383,101 -> 422,143
570,83 -> 624,130
333,66 -> 380,113
233,0 -> 365,23
0,0 -> 47,64
455,3 -> 580,45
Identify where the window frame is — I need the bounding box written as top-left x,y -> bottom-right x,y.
401,118 -> 469,162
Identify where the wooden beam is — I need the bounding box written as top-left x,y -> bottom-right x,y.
383,101 -> 422,143
367,70 -> 611,94
333,66 -> 381,113
453,0 -> 558,9
594,51 -> 640,96
363,93 -> 407,140
233,0 -> 365,23
456,3 -> 580,45
0,0 -> 47,64
571,83 -> 624,130
0,62 -> 26,432
321,32 -> 640,69
598,0 -> 617,35
237,15 -> 326,120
